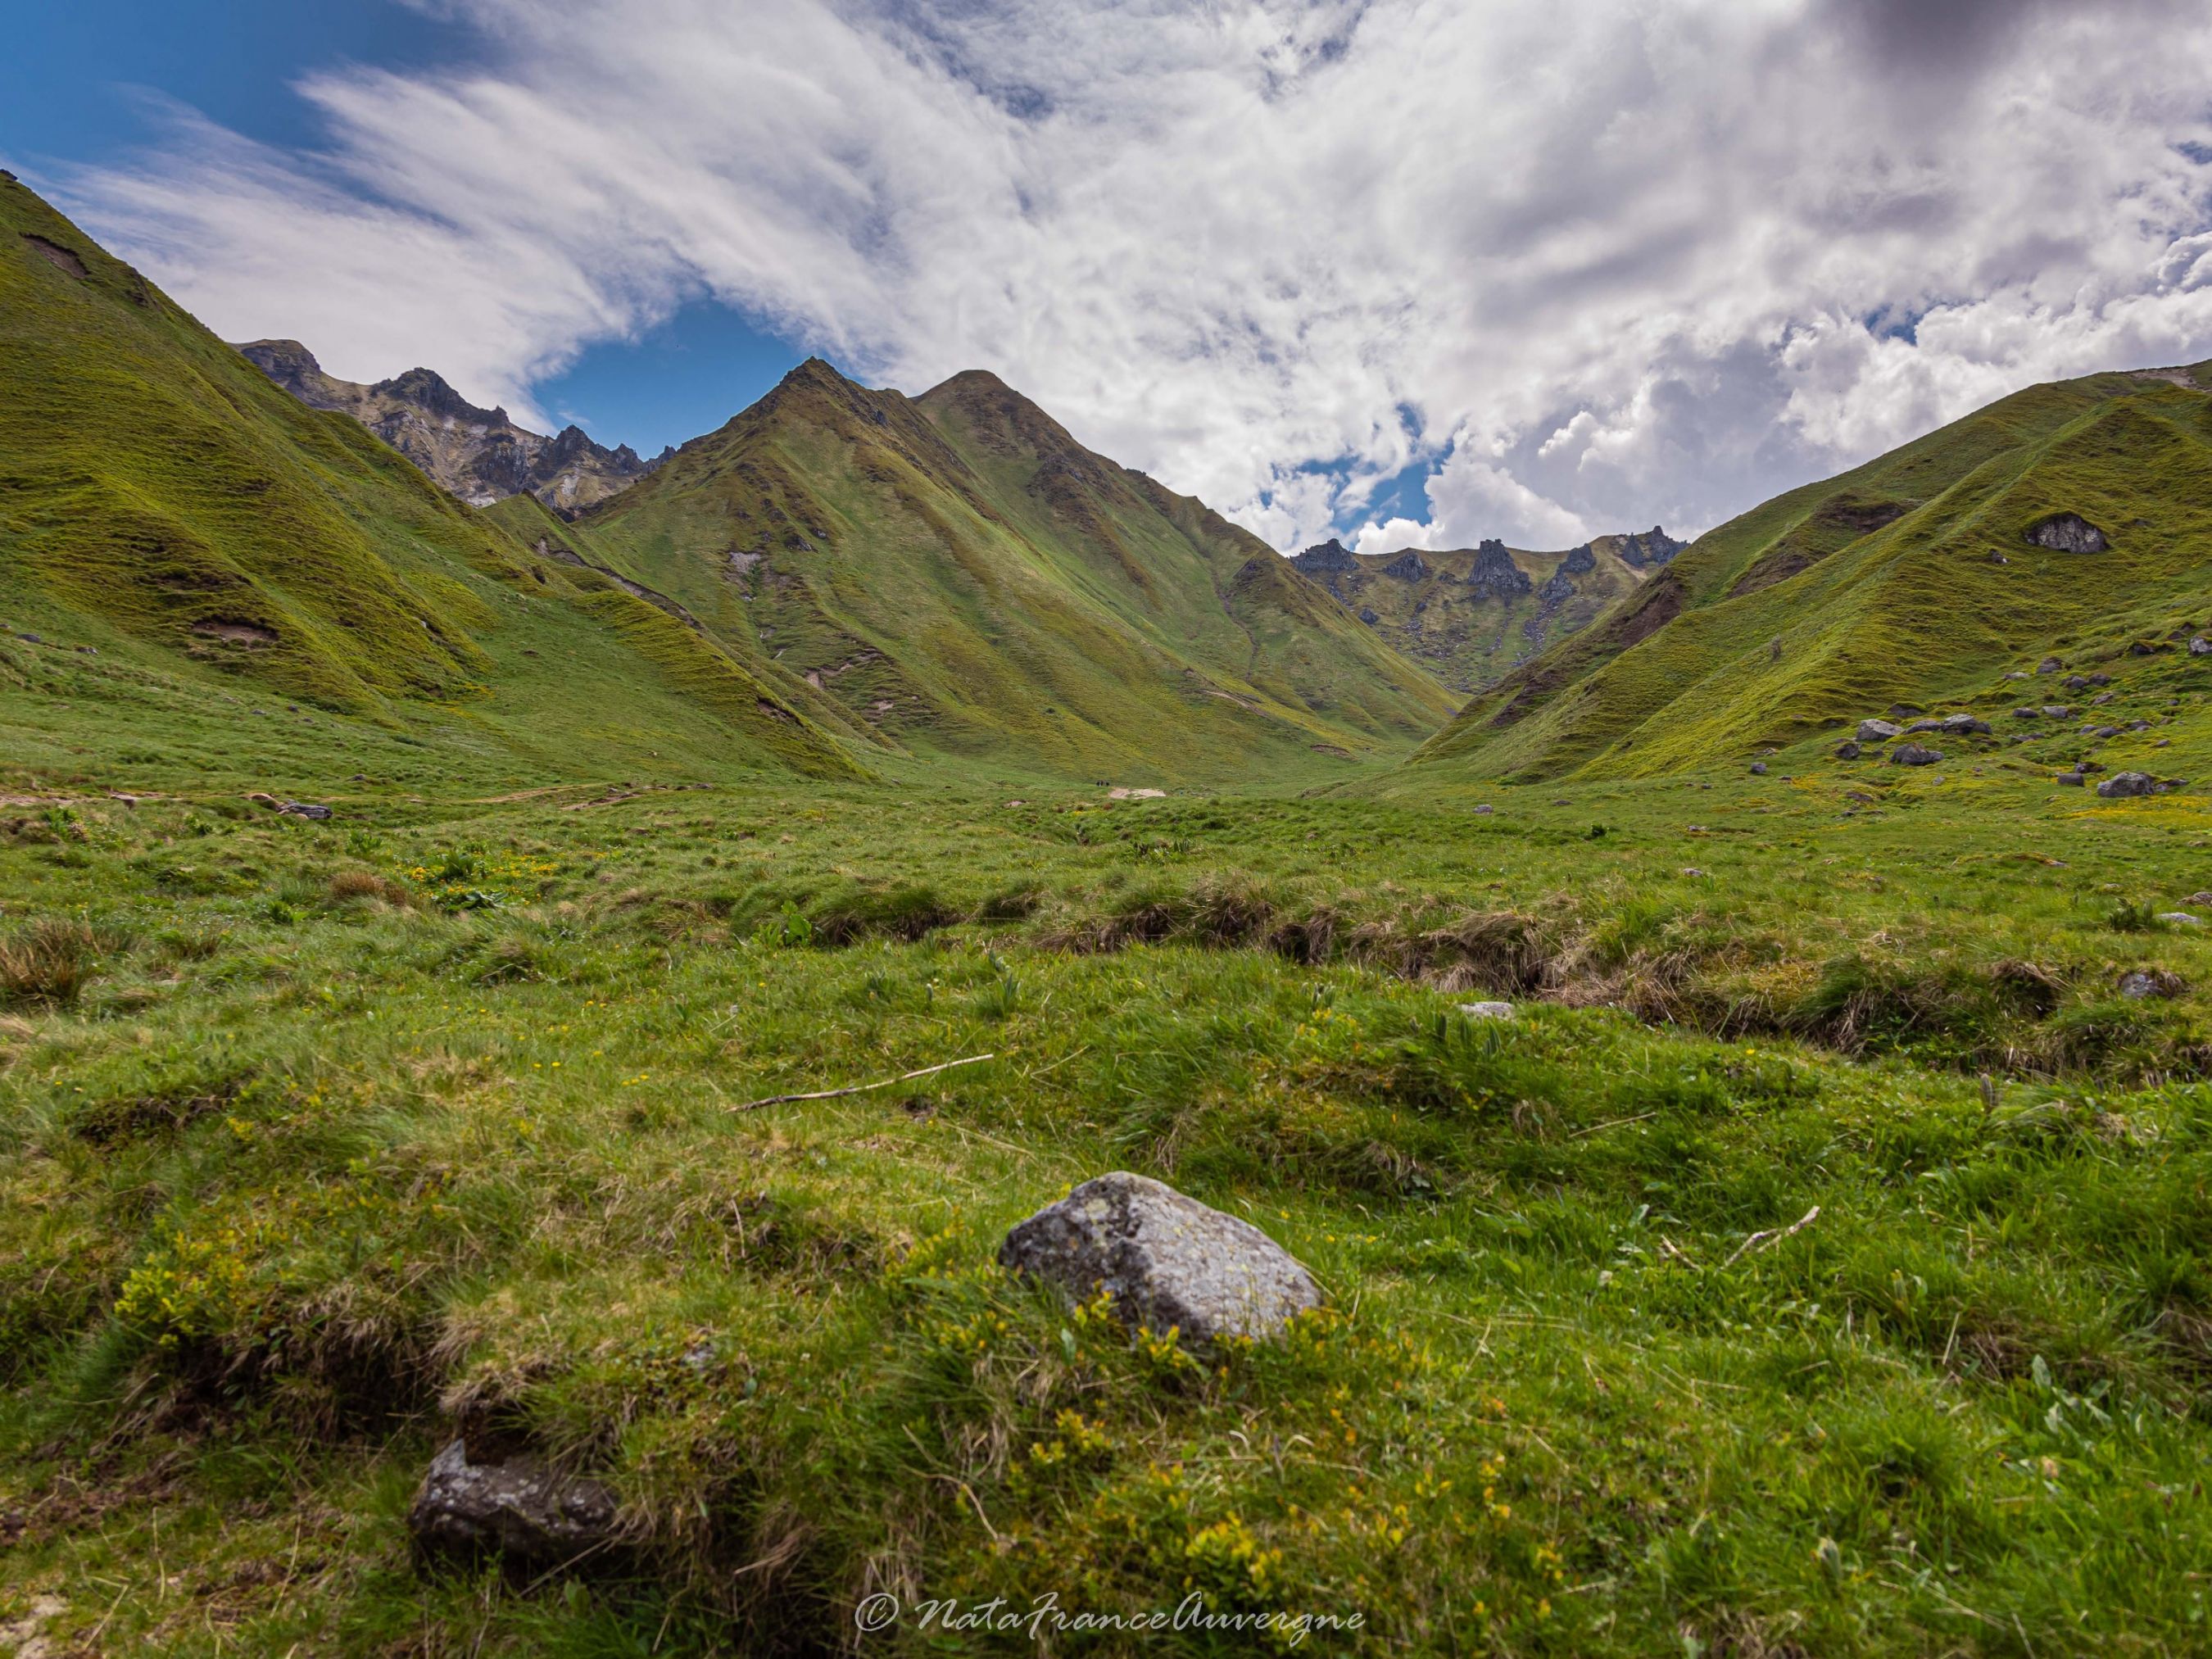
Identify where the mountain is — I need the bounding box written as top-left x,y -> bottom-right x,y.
1286,527 -> 1683,691
564,360 -> 1461,783
0,178 -> 857,785
1401,362 -> 2212,784
1,183 -> 1457,792
238,338 -> 664,515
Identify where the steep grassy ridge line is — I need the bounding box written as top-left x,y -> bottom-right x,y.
577,360 -> 1458,784
1408,366 -> 2212,782
0,181 -> 855,782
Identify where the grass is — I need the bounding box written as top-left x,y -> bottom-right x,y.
7,765 -> 2212,1653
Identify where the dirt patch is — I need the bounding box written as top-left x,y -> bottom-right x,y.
20,233 -> 87,279
191,619 -> 279,647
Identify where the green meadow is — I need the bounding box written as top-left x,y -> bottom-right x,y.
9,170 -> 2212,1656
6,742 -> 2212,1655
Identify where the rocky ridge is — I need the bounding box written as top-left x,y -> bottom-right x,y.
1286,527 -> 1681,692
238,339 -> 668,516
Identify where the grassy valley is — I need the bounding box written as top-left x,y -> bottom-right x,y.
6,187 -> 2212,1657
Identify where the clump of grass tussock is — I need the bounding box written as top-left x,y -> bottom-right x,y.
0,918 -> 116,1007
326,867 -> 410,907
806,882 -> 960,946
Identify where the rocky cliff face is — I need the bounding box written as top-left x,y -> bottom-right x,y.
1287,528 -> 1679,692
237,340 -> 665,516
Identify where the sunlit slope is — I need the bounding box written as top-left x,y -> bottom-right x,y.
0,179 -> 855,782
1405,366 -> 2212,782
577,361 -> 1457,783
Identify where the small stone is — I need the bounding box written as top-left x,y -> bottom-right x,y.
2037,656 -> 2063,674
2192,637 -> 2212,656
1890,742 -> 1942,766
998,1172 -> 1321,1344
1834,741 -> 1862,759
1749,762 -> 1767,775
1473,804 -> 1494,815
2056,773 -> 2085,786
2158,912 -> 2203,927
1458,1001 -> 1515,1020
2042,705 -> 2072,719
407,1439 -> 619,1575
2013,707 -> 2041,719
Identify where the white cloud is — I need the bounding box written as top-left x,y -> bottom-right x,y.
39,0 -> 2212,547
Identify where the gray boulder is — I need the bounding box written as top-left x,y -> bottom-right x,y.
2192,637 -> 2212,656
2024,513 -> 2108,554
1890,742 -> 1942,766
2056,772 -> 2085,786
1939,714 -> 1992,735
408,1439 -> 619,1574
999,1172 -> 1321,1344
2042,705 -> 2072,719
2097,771 -> 2155,798
2013,706 -> 2041,719
1834,740 -> 1862,759
2119,970 -> 2181,1000
2037,656 -> 2063,674
1458,1000 -> 1515,1019
1749,761 -> 1767,775
1856,718 -> 1902,742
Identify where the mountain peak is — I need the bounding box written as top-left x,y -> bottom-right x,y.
372,365 -> 505,428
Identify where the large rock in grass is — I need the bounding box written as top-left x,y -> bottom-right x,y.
2025,513 -> 2108,554
2097,771 -> 2155,798
1856,718 -> 1901,742
408,1439 -> 619,1575
1890,742 -> 1942,766
999,1172 -> 1321,1344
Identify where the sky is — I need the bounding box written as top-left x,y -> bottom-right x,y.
8,1 -> 2212,555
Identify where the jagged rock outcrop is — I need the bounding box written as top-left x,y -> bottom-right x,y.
1603,526 -> 1688,569
2024,513 -> 2108,555
238,339 -> 664,515
1464,539 -> 1534,601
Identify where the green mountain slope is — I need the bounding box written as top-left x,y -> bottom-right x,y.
1286,528 -> 1683,692
0,178 -> 859,786
1402,364 -> 2212,784
572,361 -> 1460,784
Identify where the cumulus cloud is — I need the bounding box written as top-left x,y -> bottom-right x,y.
34,0 -> 2212,550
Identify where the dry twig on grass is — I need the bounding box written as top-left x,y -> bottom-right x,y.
728,1053 -> 995,1111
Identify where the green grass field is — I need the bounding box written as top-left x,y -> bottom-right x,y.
6,741 -> 2212,1654
10,177 -> 2212,1656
